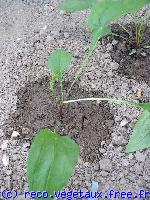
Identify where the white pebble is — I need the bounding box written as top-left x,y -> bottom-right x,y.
1,140 -> 9,150
120,118 -> 129,127
135,152 -> 146,162
11,131 -> 20,138
2,153 -> 9,167
0,129 -> 4,137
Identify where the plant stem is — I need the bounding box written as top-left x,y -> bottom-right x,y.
111,33 -> 129,41
63,97 -> 140,108
59,78 -> 63,102
117,22 -> 133,38
66,39 -> 98,97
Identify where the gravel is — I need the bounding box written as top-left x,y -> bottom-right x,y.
0,0 -> 150,199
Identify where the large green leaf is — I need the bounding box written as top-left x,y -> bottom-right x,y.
88,0 -> 150,40
27,129 -> 79,196
126,111 -> 150,153
89,0 -> 150,31
59,0 -> 98,12
48,49 -> 72,78
101,0 -> 149,27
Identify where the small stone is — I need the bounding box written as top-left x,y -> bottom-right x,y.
120,179 -> 127,185
6,170 -> 12,176
24,182 -> 29,191
120,118 -> 129,127
22,128 -> 30,136
128,154 -> 134,160
112,135 -> 127,146
23,143 -> 30,148
16,38 -> 21,42
11,131 -> 20,138
5,176 -> 12,189
100,171 -> 108,177
134,163 -> 143,175
122,159 -> 129,166
110,62 -> 119,70
93,164 -> 99,171
141,52 -> 147,57
101,141 -> 106,146
17,61 -> 22,67
2,153 -> 9,166
60,10 -> 66,15
106,43 -> 112,51
99,159 -> 112,171
118,172 -> 124,179
116,146 -> 123,152
135,152 -> 145,162
99,148 -> 106,154
107,71 -> 113,76
78,157 -> 83,164
46,35 -> 54,42
64,32 -> 70,39
40,25 -> 47,35
0,129 -> 4,137
112,39 -> 118,45
44,4 -> 54,12
51,30 -> 60,37
84,162 -> 89,167
12,154 -> 18,161
1,140 -> 9,150
105,119 -> 114,127
85,181 -> 90,187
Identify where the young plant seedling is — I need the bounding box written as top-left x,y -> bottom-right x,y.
64,98 -> 150,153
27,129 -> 79,199
117,11 -> 150,49
48,49 -> 72,118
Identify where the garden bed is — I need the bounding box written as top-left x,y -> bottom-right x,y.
0,0 -> 150,199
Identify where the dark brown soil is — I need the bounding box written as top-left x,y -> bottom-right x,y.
110,24 -> 150,86
3,76 -> 115,162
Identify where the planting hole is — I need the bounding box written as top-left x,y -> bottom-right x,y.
4,76 -> 115,162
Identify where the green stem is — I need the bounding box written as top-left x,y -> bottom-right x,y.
66,39 -> 98,97
59,78 -> 63,102
63,97 -> 140,108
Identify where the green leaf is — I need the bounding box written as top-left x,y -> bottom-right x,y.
48,49 -> 72,78
27,129 -> 79,196
101,0 -> 150,26
126,111 -> 150,153
92,26 -> 111,48
135,102 -> 150,112
88,0 -> 150,44
59,0 -> 98,12
89,0 -> 150,31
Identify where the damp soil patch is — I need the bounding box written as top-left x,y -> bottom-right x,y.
109,24 -> 150,86
3,76 -> 115,162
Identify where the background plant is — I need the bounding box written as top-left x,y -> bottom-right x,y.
64,98 -> 150,153
27,129 -> 79,199
58,0 -> 150,152
59,0 -> 150,92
